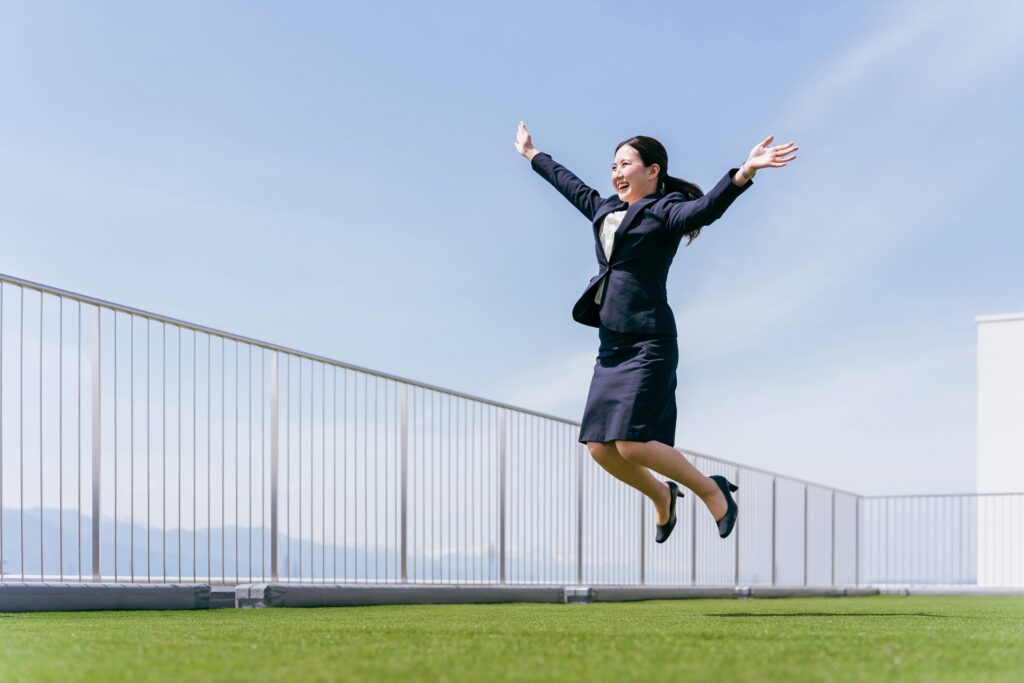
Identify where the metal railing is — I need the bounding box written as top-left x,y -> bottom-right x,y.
0,272 -> 1020,589
859,493 -> 1023,588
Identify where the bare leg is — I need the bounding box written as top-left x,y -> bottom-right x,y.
586,441 -> 673,524
615,440 -> 728,521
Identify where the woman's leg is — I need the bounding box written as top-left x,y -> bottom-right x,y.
586,441 -> 673,524
614,440 -> 728,521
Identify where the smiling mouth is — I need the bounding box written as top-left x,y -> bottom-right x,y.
616,182 -> 630,192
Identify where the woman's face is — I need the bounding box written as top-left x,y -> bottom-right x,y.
611,145 -> 659,204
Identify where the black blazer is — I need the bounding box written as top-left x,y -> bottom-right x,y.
531,152 -> 752,336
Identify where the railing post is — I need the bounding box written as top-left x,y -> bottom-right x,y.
270,352 -> 279,582
885,498 -> 889,587
831,490 -> 836,587
91,307 -> 101,582
771,477 -> 777,586
400,384 -> 408,583
639,493 -> 646,585
576,443 -> 584,585
690,488 -> 697,585
803,484 -> 809,587
0,282 -> 3,583
855,496 -> 861,586
733,469 -> 740,587
498,409 -> 506,584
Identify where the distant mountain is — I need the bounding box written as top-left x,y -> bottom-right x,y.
1,507 -> 506,582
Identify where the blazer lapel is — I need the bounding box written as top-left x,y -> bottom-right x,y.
591,200 -> 627,238
607,194 -> 660,261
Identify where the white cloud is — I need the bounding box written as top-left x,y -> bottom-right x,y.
676,0 -> 1024,364
781,4 -> 949,130
783,0 -> 1024,131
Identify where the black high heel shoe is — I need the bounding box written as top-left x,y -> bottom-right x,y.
709,475 -> 739,539
655,481 -> 683,544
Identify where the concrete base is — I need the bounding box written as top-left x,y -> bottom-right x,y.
236,583 -> 568,608
0,581 -> 885,612
584,585 -> 877,602
589,585 -> 737,602
0,582 -> 211,612
210,585 -> 237,608
234,583 -> 879,608
878,587 -> 1024,597
744,586 -> 879,598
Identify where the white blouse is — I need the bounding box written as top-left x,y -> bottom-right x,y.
594,209 -> 626,304
599,210 -> 626,261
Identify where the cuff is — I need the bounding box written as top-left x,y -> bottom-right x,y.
727,167 -> 754,192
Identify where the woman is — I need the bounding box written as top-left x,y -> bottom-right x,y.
515,122 -> 797,542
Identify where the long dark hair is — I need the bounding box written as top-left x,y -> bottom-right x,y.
616,135 -> 705,244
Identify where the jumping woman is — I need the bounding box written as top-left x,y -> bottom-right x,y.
515,122 -> 797,543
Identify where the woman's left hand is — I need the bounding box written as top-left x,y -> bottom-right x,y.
745,134 -> 798,173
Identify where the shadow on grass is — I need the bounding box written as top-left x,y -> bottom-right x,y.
706,612 -> 948,618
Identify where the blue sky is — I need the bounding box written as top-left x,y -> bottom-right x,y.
2,1 -> 1022,495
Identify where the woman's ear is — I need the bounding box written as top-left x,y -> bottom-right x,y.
649,163 -> 661,181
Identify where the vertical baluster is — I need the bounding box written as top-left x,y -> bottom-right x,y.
771,477 -> 777,586
146,320 -> 151,582
193,332 -> 197,581
499,409 -> 507,584
130,317 -> 135,582
207,335 -> 211,582
0,283 -> 4,582
333,366 -> 337,582
321,363 -> 325,583
20,287 -> 25,580
178,327 -> 182,581
220,337 -> 225,584
90,305 -> 100,582
59,298 -> 63,581
249,346 -> 253,583
803,485 -> 808,586
234,341 -> 239,583
163,325 -> 167,581
733,469 -> 740,586
78,302 -> 82,579
855,496 -> 860,586
401,383 -> 408,583
39,294 -> 44,579
270,352 -> 279,583
113,311 -> 117,581
831,490 -> 836,587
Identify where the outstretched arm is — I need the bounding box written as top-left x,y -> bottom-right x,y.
516,121 -> 603,221
666,134 -> 798,235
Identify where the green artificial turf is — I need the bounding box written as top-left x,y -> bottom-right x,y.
1,596 -> 1022,682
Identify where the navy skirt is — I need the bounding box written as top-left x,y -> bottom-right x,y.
578,325 -> 679,446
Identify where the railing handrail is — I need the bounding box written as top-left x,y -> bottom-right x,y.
0,271 -> 576,426
680,448 -> 862,498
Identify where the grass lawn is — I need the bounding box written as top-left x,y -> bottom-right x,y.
1,595 -> 1023,682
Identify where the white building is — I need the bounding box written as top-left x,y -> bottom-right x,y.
976,312 -> 1024,587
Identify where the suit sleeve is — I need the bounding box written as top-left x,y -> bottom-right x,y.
663,169 -> 753,237
530,152 -> 604,221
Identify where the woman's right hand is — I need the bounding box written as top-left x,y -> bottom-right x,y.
515,121 -> 539,161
